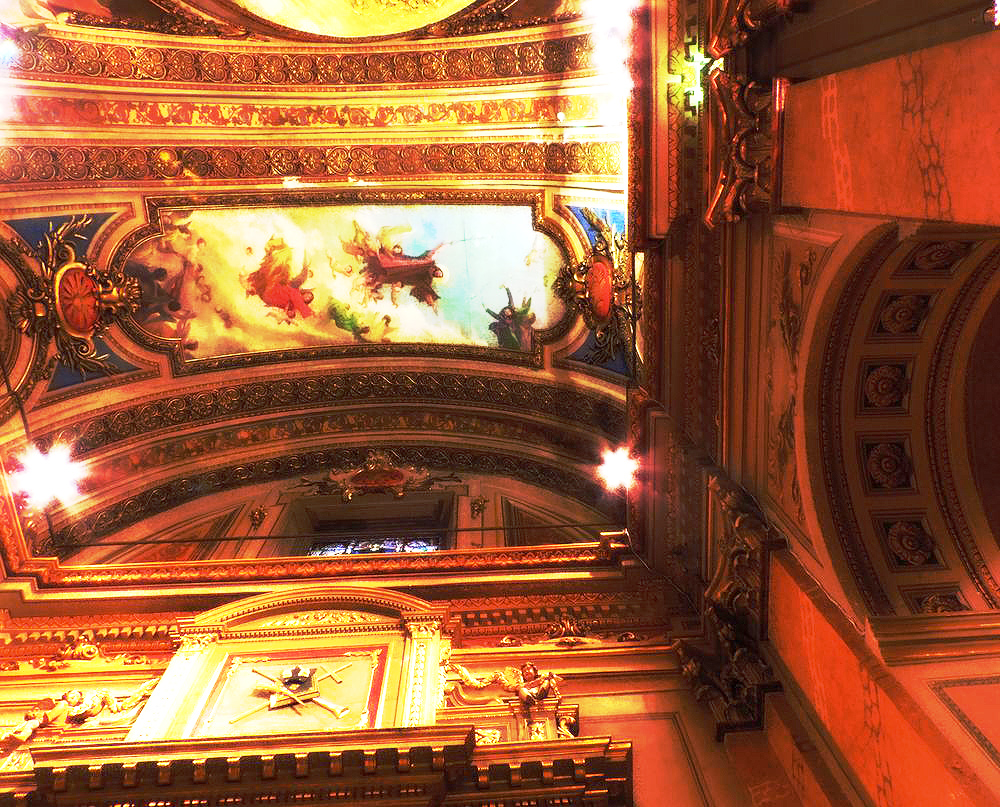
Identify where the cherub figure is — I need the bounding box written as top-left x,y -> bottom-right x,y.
514,662 -> 562,706
441,658 -> 562,709
0,678 -> 159,752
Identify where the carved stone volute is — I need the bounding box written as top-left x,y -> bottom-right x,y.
705,72 -> 787,228
708,0 -> 810,59
674,473 -> 786,739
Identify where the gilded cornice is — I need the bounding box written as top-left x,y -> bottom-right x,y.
46,544 -> 625,587
7,93 -> 607,132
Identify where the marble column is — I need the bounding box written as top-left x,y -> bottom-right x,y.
780,28 -> 1000,225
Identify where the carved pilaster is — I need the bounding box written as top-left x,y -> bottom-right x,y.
125,633 -> 217,742
401,614 -> 447,728
708,0 -> 809,58
705,72 -> 788,228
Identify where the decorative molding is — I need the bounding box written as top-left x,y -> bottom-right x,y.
4,215 -> 139,379
403,617 -> 445,639
0,141 -> 620,188
10,31 -> 594,86
258,611 -> 388,629
174,633 -> 218,655
21,729 -> 632,807
48,442 -> 611,543
817,225 -> 901,615
55,376 -> 622,457
931,675 -> 1000,767
674,472 -> 786,739
33,543 -> 624,588
10,94 -> 603,131
872,613 -> 1000,664
924,244 -> 1000,608
426,0 -> 582,37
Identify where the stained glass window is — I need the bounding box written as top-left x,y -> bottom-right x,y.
307,537 -> 442,556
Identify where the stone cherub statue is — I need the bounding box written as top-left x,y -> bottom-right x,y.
514,661 -> 562,706
442,657 -> 563,709
0,678 -> 159,751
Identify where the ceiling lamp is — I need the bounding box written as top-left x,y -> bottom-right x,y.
8,443 -> 86,509
597,446 -> 639,492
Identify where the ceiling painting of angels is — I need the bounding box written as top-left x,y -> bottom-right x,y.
124,204 -> 567,360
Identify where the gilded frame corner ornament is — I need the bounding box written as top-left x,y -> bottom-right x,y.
3,215 -> 140,385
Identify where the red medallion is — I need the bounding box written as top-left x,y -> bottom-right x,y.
56,266 -> 100,335
586,254 -> 614,323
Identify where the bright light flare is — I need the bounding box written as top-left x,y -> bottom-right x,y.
580,0 -> 640,191
597,446 -> 639,491
0,38 -> 19,69
583,0 -> 642,91
7,443 -> 86,508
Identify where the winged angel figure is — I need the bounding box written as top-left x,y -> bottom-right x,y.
340,221 -> 444,310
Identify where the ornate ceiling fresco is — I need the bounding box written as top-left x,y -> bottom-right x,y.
0,0 -> 656,590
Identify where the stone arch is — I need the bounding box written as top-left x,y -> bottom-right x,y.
800,223 -> 1000,618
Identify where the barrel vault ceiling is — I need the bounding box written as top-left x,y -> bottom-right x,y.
0,0 -> 661,597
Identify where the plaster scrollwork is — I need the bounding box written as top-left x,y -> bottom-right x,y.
474,727 -> 502,745
704,72 -> 784,228
174,633 -> 218,655
680,473 -> 785,739
30,634 -> 152,671
403,618 -> 443,638
261,611 -> 385,629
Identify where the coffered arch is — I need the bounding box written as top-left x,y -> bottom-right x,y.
801,223 -> 1000,617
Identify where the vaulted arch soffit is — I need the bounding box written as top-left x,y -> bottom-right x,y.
798,223 -> 1000,618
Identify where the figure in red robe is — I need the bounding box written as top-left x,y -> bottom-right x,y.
245,235 -> 314,320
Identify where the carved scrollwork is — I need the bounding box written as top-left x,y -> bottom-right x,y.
551,207 -> 639,373
709,0 -> 809,58
673,604 -> 780,740
174,633 -> 218,654
705,71 -> 783,228
31,634 -> 150,671
261,611 -> 385,628
403,618 -> 443,638
683,473 -> 785,739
